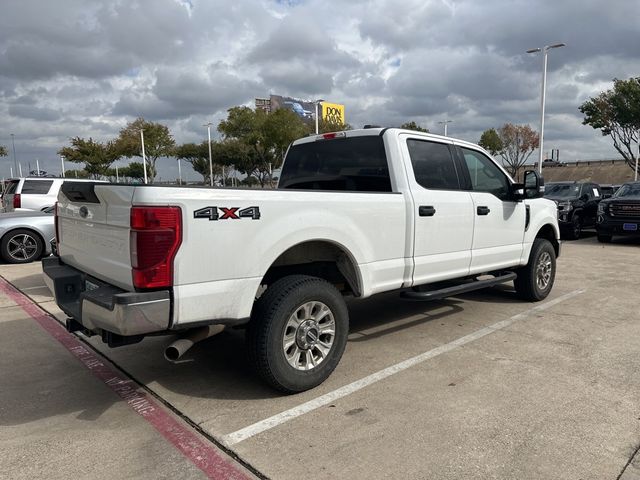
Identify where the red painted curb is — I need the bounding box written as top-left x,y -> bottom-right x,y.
0,277 -> 252,480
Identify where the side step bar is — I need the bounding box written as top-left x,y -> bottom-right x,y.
400,272 -> 517,301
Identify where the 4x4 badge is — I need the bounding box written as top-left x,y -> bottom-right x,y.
193,206 -> 260,221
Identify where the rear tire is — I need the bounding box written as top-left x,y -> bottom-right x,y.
247,275 -> 349,393
514,238 -> 556,302
597,234 -> 612,243
1,229 -> 44,264
565,214 -> 582,240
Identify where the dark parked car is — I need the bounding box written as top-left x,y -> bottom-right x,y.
544,181 -> 602,239
596,182 -> 640,243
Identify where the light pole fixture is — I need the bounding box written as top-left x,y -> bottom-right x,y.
526,43 -> 566,174
437,120 -> 453,136
204,122 -> 214,187
10,133 -> 17,176
314,99 -> 325,135
140,129 -> 148,184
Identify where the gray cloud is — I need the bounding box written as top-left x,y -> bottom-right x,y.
0,0 -> 639,180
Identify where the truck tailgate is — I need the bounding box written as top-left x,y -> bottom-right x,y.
57,182 -> 135,291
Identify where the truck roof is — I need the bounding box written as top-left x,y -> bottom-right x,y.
291,128 -> 489,153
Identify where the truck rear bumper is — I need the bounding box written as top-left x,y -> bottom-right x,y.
42,257 -> 171,336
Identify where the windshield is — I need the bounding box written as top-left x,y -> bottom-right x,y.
544,183 -> 580,198
613,183 -> 640,199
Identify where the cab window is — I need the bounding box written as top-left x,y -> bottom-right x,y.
461,148 -> 510,200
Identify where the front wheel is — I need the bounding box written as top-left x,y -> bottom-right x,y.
514,238 -> 556,301
565,215 -> 582,240
247,275 -> 349,393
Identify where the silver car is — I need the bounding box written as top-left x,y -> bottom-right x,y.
0,206 -> 55,263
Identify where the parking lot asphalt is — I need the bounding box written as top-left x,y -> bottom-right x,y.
1,232 -> 639,479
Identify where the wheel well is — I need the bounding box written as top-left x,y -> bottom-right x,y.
535,224 -> 560,257
259,241 -> 361,297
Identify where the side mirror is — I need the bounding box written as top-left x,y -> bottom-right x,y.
519,170 -> 544,200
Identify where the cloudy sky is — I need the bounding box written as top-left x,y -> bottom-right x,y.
1,0 -> 639,181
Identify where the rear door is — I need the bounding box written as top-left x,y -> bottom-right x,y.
456,146 -> 526,273
401,135 -> 474,285
581,183 -> 600,226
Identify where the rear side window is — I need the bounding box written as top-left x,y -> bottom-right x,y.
4,180 -> 19,194
407,139 -> 460,190
21,180 -> 53,194
279,136 -> 392,192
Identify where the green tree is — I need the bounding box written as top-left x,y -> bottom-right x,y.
64,169 -> 90,179
400,121 -> 429,133
478,128 -> 504,156
58,137 -> 117,179
115,117 -> 175,183
579,77 -> 640,170
218,106 -> 308,187
120,162 -> 148,182
496,124 -> 539,177
318,117 -> 351,134
264,108 -> 311,166
0,145 -> 7,157
175,142 -> 222,184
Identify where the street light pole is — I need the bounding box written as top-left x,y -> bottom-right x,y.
437,120 -> 453,136
10,134 -> 17,176
60,155 -> 66,178
140,129 -> 148,184
204,123 -> 213,187
314,99 -> 325,135
526,43 -> 565,174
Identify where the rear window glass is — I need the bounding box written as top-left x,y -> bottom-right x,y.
4,180 -> 19,194
22,180 -> 53,194
279,136 -> 392,192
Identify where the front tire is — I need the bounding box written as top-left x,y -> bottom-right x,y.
1,229 -> 44,264
247,275 -> 349,393
514,238 -> 556,301
565,214 -> 582,240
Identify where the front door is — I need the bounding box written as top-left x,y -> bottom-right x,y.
458,147 -> 526,273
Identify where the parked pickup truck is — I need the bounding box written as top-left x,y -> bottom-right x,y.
43,128 -> 560,393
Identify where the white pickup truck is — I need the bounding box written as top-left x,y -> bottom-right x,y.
43,128 -> 560,392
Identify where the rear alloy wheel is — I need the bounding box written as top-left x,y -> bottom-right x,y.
1,229 -> 44,264
247,275 -> 348,393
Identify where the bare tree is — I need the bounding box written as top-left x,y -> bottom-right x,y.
497,124 -> 539,177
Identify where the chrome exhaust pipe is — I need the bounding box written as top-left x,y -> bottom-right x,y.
164,325 -> 225,362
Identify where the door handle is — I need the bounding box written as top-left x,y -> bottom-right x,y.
477,206 -> 491,216
419,205 -> 436,217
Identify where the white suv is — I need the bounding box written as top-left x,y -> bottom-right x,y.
1,178 -> 105,213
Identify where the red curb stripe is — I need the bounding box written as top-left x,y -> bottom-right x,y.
0,277 -> 252,480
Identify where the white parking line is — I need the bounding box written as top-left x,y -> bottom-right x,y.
222,289 -> 585,446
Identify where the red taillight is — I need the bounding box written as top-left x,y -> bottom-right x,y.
13,193 -> 21,209
130,206 -> 182,290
